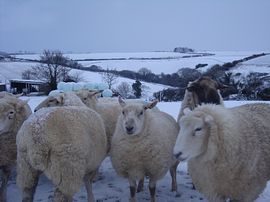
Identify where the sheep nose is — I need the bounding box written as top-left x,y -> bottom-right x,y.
174,151 -> 182,159
126,126 -> 134,132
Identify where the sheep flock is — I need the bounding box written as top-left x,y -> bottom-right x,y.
0,76 -> 270,202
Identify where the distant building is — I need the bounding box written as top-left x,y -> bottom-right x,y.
9,79 -> 47,95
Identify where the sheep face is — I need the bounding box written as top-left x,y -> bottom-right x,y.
75,90 -> 99,109
0,99 -> 28,135
0,103 -> 15,135
118,97 -> 158,136
34,94 -> 64,112
174,110 -> 213,161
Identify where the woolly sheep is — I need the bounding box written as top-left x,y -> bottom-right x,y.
75,90 -> 169,192
48,89 -> 64,96
173,103 -> 270,202
34,91 -> 85,112
0,92 -> 23,99
0,96 -> 31,202
110,98 -> 179,202
177,76 -> 226,122
75,90 -> 159,152
16,106 -> 107,202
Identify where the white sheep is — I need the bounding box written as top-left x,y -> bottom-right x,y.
76,91 -> 180,194
16,106 -> 107,202
0,96 -> 31,202
177,76 -> 225,123
34,91 -> 85,112
174,103 -> 270,202
0,92 -> 23,99
110,98 -> 179,202
34,90 -> 115,153
75,90 -> 159,153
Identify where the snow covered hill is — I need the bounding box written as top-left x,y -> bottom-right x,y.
1,50 -> 269,99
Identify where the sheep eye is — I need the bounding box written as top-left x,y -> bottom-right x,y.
139,111 -> 143,116
84,97 -> 87,100
195,128 -> 202,132
9,111 -> 14,115
122,111 -> 125,115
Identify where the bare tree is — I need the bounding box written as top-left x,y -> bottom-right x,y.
101,68 -> 118,89
66,71 -> 84,82
21,50 -> 73,91
116,82 -> 132,98
138,67 -> 152,76
21,69 -> 34,80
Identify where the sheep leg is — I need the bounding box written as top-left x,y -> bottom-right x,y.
149,179 -> 156,202
52,188 -> 72,202
128,178 -> 137,202
137,178 -> 144,192
0,166 -> 11,202
84,170 -> 97,202
170,160 -> 180,192
21,170 -> 39,202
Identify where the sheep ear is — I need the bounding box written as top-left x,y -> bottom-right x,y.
205,115 -> 214,125
183,107 -> 192,115
144,100 -> 158,110
56,94 -> 64,104
88,91 -> 100,97
118,96 -> 126,107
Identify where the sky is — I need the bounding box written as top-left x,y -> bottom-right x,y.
0,0 -> 270,53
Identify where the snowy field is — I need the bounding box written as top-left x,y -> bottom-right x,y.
5,97 -> 270,202
10,51 -> 267,74
1,51 -> 269,99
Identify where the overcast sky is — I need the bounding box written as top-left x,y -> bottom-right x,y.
0,0 -> 269,53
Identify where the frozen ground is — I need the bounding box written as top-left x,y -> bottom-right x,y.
5,97 -> 270,202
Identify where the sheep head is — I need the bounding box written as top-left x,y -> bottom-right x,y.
75,90 -> 100,109
187,76 -> 227,106
118,97 -> 158,136
0,98 -> 28,135
173,108 -> 214,161
34,93 -> 65,112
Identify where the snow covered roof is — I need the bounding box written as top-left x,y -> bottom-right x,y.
9,79 -> 46,85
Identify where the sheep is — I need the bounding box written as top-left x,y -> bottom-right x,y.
75,90 -> 179,193
0,92 -> 23,99
34,91 -> 115,153
34,91 -> 85,112
177,76 -> 226,123
173,103 -> 270,202
0,96 -> 31,202
75,90 -> 159,152
110,97 -> 179,202
16,106 -> 107,202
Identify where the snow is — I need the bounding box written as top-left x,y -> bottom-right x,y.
11,51 -> 265,75
229,54 -> 270,76
242,54 -> 270,66
5,97 -> 270,202
0,62 -> 35,81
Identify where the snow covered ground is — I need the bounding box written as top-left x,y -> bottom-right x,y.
11,51 -> 266,74
1,50 -> 269,99
5,97 -> 270,202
